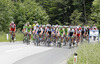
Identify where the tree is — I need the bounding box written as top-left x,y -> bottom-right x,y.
73,0 -> 94,24
70,10 -> 82,25
92,0 -> 100,30
13,0 -> 49,29
0,0 -> 16,32
0,0 -> 49,32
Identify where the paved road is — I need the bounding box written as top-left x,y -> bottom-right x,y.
0,42 -> 77,64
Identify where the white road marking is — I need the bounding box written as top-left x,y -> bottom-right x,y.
5,48 -> 23,53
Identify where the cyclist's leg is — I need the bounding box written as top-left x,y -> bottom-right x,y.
61,34 -> 63,43
29,32 -> 31,40
13,32 -> 15,37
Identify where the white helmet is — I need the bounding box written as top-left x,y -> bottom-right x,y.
11,21 -> 14,24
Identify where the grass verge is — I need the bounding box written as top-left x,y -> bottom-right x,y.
67,43 -> 100,64
0,32 -> 24,42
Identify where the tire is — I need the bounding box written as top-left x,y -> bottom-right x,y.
48,42 -> 50,47
69,37 -> 72,49
59,42 -> 61,48
23,39 -> 25,43
26,35 -> 30,45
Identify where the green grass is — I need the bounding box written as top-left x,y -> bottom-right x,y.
0,32 -> 24,42
67,43 -> 100,64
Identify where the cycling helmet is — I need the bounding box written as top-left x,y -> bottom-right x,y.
27,22 -> 30,24
34,21 -> 37,23
87,26 -> 90,28
52,25 -> 54,27
46,24 -> 51,27
58,26 -> 62,28
36,24 -> 39,27
42,25 -> 45,27
11,21 -> 14,24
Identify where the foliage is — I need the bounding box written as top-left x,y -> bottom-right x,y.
0,0 -> 99,32
70,10 -> 82,25
92,0 -> 100,22
35,0 -> 73,25
91,0 -> 100,30
0,0 -> 16,32
13,0 -> 49,29
0,0 -> 49,32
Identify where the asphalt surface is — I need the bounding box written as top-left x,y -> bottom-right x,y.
0,41 -> 77,64
14,46 -> 77,64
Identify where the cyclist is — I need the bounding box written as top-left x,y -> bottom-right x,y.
25,22 -> 32,41
76,28 -> 81,45
81,27 -> 86,42
36,25 -> 43,43
86,26 -> 90,40
68,28 -> 74,48
9,21 -> 16,40
46,25 -> 53,46
63,26 -> 68,45
32,21 -> 38,30
73,27 -> 77,43
92,26 -> 98,41
42,25 -> 46,42
52,25 -> 57,45
59,26 -> 65,45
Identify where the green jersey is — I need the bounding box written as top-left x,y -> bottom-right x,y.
59,29 -> 64,35
64,28 -> 68,35
25,25 -> 32,32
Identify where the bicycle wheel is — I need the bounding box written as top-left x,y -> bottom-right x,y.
26,34 -> 30,45
23,37 -> 26,43
10,36 -> 12,42
69,37 -> 72,49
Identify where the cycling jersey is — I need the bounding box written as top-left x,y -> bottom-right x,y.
33,24 -> 37,30
59,29 -> 64,35
42,28 -> 45,34
64,28 -> 68,35
81,29 -> 85,36
52,29 -> 55,34
38,29 -> 42,34
47,29 -> 52,35
56,28 -> 59,33
73,29 -> 77,34
25,25 -> 32,32
69,30 -> 73,37
10,24 -> 16,32
77,30 -> 81,34
86,28 -> 90,34
77,30 -> 81,37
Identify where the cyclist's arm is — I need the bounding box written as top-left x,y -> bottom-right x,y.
40,29 -> 43,34
67,32 -> 69,36
80,31 -> 81,35
29,28 -> 32,33
15,27 -> 16,32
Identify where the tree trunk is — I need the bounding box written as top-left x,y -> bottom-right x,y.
83,0 -> 87,24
